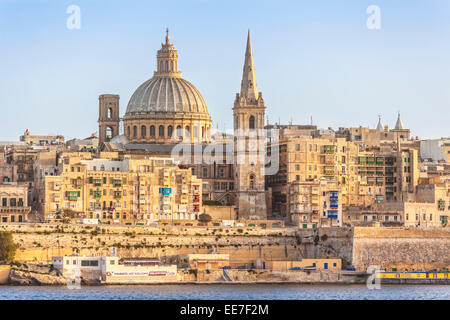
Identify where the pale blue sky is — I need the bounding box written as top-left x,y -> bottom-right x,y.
0,0 -> 449,141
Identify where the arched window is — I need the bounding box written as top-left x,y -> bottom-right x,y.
170,61 -> 173,72
106,127 -> 113,140
107,108 -> 113,119
141,125 -> 146,137
176,125 -> 182,138
127,126 -> 130,137
201,126 -> 205,138
133,126 -> 137,138
249,115 -> 255,130
185,126 -> 190,137
168,125 -> 173,138
150,125 -> 155,137
165,61 -> 168,72
249,174 -> 255,190
159,125 -> 164,137
160,61 -> 163,72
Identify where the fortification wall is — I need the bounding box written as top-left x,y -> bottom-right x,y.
352,227 -> 450,271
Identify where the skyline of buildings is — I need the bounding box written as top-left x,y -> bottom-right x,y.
0,29 -> 448,229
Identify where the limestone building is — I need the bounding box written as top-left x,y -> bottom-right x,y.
42,154 -> 202,224
0,183 -> 30,223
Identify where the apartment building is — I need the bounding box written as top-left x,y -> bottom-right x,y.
0,183 -> 30,223
289,179 -> 342,228
41,155 -> 202,224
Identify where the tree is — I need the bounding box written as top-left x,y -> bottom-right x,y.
198,213 -> 212,223
0,231 -> 18,263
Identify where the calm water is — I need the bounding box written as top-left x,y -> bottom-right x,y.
0,284 -> 448,300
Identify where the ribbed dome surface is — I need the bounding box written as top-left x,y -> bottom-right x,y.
125,76 -> 209,116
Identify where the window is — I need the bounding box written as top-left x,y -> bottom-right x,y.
150,125 -> 155,137
133,126 -> 137,138
185,126 -> 190,137
168,126 -> 173,138
249,116 -> 255,130
10,198 -> 16,207
81,260 -> 99,267
159,125 -> 164,137
203,168 -> 208,177
141,126 -> 146,137
249,175 -> 255,189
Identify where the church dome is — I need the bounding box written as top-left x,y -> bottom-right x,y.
124,76 -> 209,116
123,29 -> 212,144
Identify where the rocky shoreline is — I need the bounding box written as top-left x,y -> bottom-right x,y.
7,264 -> 66,286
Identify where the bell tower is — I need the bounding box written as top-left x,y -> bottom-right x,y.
98,94 -> 120,145
233,31 -> 267,220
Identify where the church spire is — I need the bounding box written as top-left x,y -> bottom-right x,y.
376,115 -> 383,131
395,112 -> 404,130
240,30 -> 258,101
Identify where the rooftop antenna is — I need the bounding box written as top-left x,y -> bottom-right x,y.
310,116 -> 313,125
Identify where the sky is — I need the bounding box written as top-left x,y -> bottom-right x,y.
0,0 -> 449,141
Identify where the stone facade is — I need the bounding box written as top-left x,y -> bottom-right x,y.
41,154 -> 202,224
233,31 -> 267,220
0,183 -> 30,223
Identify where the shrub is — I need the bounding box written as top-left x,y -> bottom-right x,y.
0,232 -> 18,263
320,234 -> 328,242
198,214 -> 212,223
202,200 -> 222,206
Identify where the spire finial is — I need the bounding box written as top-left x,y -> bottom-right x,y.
240,30 -> 258,100
376,114 -> 383,131
165,27 -> 170,45
395,110 -> 404,130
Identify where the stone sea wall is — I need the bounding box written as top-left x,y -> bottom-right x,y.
352,227 -> 450,271
2,223 -> 449,272
1,224 -> 352,266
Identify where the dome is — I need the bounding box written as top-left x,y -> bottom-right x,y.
122,29 -> 212,144
124,76 -> 209,117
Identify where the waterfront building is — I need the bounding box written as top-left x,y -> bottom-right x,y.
187,253 -> 230,270
266,135 -> 359,218
41,154 -> 202,224
289,180 -> 342,228
266,258 -> 342,271
52,256 -> 177,283
0,183 -> 30,223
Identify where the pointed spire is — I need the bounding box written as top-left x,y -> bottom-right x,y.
240,30 -> 258,100
165,27 -> 170,45
395,112 -> 404,130
376,115 -> 383,131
